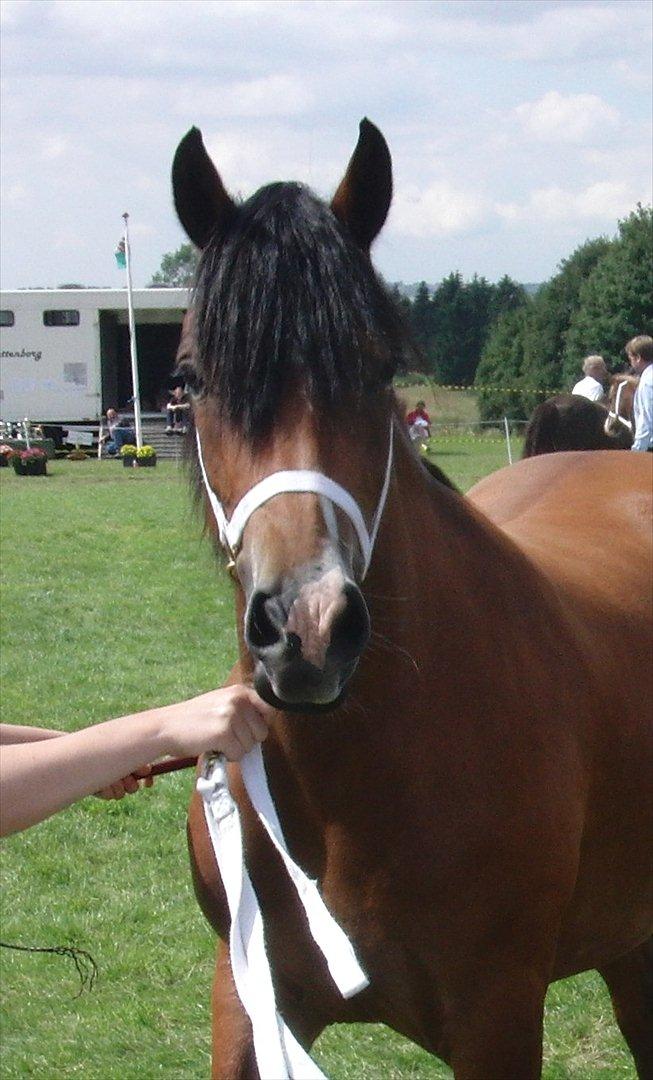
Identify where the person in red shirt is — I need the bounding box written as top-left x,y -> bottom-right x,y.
406,400 -> 431,446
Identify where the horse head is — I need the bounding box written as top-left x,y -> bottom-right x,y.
172,120 -> 410,712
605,373 -> 638,437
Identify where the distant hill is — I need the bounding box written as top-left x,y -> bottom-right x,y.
394,281 -> 542,299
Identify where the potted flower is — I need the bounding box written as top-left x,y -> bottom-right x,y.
11,447 -> 48,476
0,444 -> 14,468
120,443 -> 138,468
136,444 -> 157,468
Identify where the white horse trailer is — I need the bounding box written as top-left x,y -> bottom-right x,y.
0,288 -> 189,424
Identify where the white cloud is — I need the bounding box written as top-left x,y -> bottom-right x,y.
500,4 -> 638,62
175,75 -> 312,120
0,0 -> 650,290
497,180 -> 638,223
40,135 -> 70,161
515,91 -> 619,144
2,182 -> 28,205
390,181 -> 487,237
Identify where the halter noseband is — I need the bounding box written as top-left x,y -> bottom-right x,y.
195,420 -> 395,579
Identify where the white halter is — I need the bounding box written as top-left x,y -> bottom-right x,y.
193,418 -> 393,1076
195,420 -> 395,578
607,379 -> 634,432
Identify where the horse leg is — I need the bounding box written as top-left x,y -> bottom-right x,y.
598,937 -> 653,1080
210,942 -> 258,1080
445,970 -> 547,1080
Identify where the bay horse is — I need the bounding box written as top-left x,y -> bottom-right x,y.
605,374 -> 638,439
173,121 -> 653,1079
522,393 -> 633,456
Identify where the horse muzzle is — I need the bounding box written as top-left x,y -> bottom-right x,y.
244,579 -> 370,712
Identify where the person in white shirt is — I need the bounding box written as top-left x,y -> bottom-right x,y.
571,355 -> 609,403
626,335 -> 653,452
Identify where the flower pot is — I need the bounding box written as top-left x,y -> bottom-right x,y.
137,456 -> 157,467
122,455 -> 136,468
12,458 -> 47,476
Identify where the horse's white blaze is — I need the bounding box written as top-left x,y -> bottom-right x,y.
286,566 -> 349,669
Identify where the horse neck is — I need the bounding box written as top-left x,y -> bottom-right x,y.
366,429 -> 542,627
243,432 -> 556,837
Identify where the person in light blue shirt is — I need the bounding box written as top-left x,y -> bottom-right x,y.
626,336 -> 653,452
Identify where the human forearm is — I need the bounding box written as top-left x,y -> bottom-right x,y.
0,710 -> 168,836
0,724 -> 64,745
0,686 -> 273,837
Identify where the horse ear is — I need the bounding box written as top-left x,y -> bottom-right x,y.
331,118 -> 392,250
172,127 -> 237,250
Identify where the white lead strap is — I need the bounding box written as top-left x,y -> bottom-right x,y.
194,419 -> 390,1075
197,751 -> 368,1080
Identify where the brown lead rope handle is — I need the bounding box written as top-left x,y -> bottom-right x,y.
148,756 -> 198,777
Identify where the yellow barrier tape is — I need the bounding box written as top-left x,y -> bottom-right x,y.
402,383 -> 558,395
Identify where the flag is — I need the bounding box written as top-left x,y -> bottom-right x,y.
115,239 -> 126,269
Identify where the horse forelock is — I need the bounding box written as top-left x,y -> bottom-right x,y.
191,182 -> 414,437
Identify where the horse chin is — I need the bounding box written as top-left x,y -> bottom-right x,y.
253,663 -> 354,715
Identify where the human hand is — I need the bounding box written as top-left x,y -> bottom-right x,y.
160,685 -> 275,762
95,764 -> 153,800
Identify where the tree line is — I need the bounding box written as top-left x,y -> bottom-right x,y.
149,204 -> 652,422
474,204 -> 652,420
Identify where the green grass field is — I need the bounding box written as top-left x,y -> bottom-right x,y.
0,457 -> 634,1078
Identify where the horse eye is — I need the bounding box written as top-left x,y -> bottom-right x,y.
174,363 -> 204,395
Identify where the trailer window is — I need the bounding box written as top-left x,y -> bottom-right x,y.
63,362 -> 87,386
43,310 -> 80,327
0,310 -> 15,327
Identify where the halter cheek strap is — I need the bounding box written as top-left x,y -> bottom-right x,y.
607,380 -> 634,432
195,421 -> 394,578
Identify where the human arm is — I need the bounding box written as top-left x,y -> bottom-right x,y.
631,370 -> 653,451
0,686 -> 274,837
0,723 -> 151,800
0,724 -> 64,744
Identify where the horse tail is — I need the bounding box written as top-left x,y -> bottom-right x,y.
522,401 -> 560,458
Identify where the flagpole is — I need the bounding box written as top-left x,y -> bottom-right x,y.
122,212 -> 143,450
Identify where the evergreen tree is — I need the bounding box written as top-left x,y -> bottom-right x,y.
490,275 -> 529,321
519,236 -> 612,395
388,284 -> 412,321
409,282 -> 433,350
562,205 -> 653,382
149,243 -> 199,287
430,272 -> 465,383
459,274 -> 495,385
406,282 -> 437,373
475,308 -> 530,421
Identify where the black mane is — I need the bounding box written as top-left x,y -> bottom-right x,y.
192,182 -> 415,435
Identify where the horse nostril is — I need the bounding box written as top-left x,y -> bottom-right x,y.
329,584 -> 370,663
246,591 -> 285,651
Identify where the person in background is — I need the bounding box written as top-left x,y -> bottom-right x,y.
571,355 -> 609,403
102,408 -> 136,456
165,386 -> 191,435
0,685 -> 274,837
626,335 -> 653,451
406,400 -> 431,447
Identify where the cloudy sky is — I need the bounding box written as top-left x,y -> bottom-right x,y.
1,0 -> 651,291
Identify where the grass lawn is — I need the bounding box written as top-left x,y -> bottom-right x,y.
0,458 -> 634,1078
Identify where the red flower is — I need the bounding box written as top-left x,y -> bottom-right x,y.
19,448 -> 47,461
